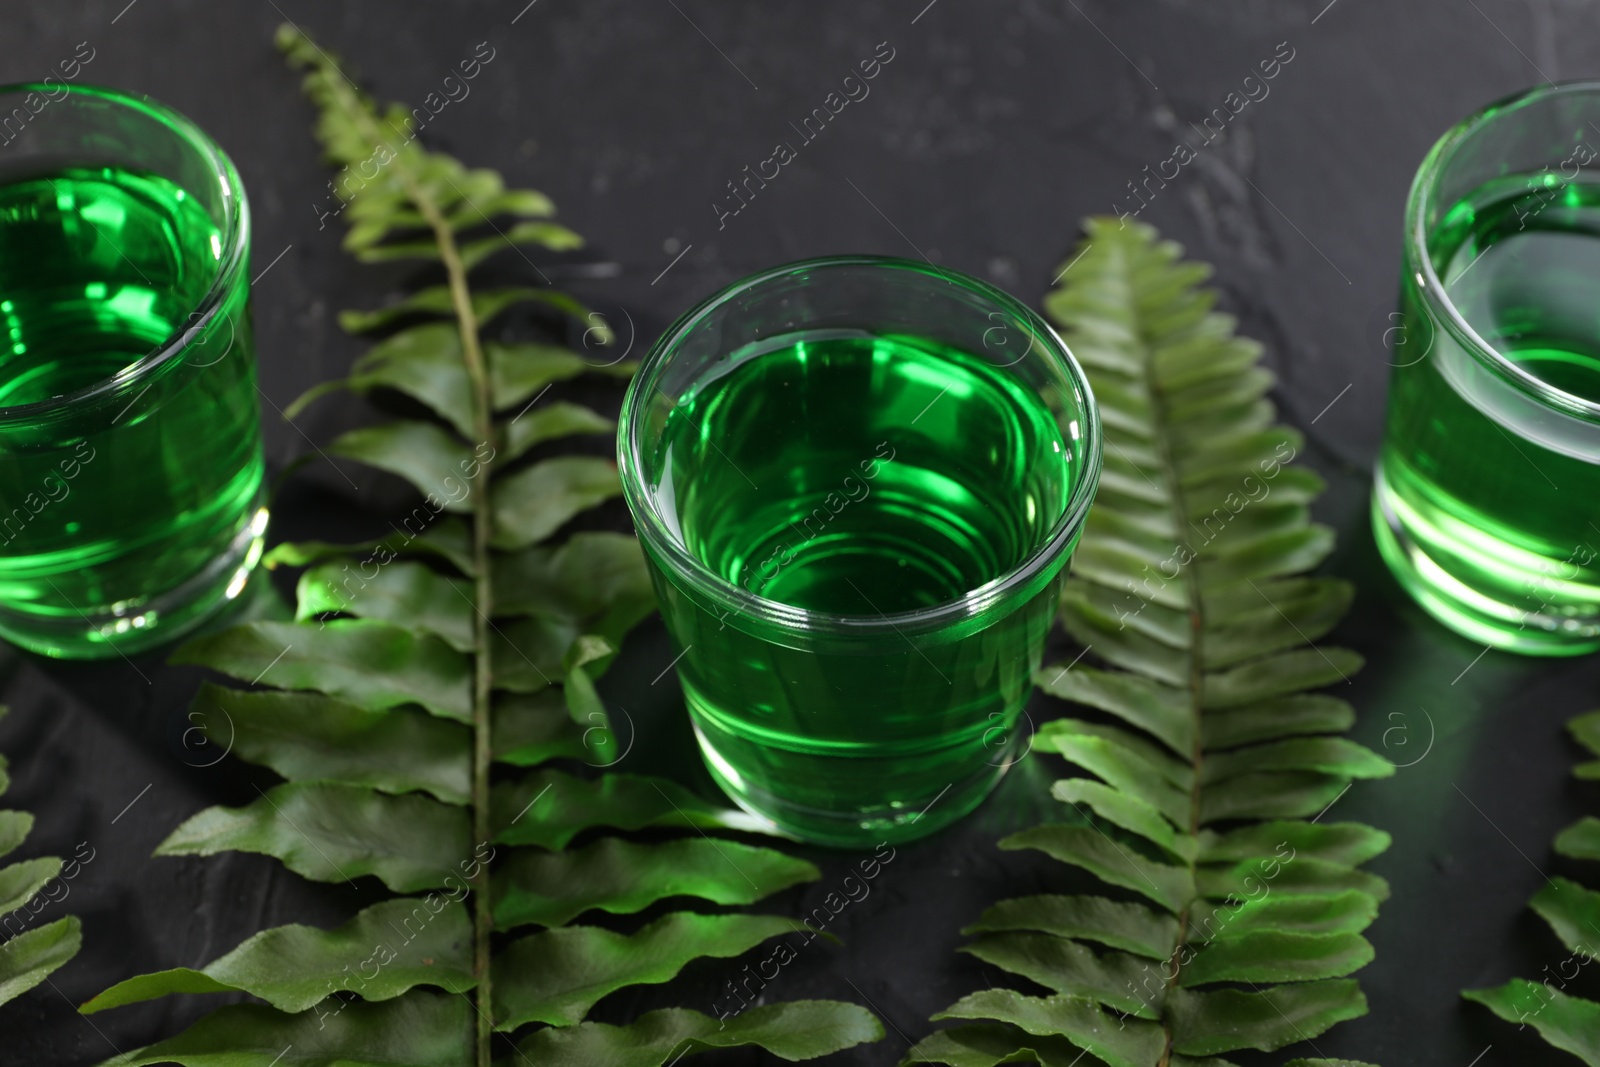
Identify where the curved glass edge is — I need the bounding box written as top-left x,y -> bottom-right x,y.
0,81 -> 252,427
616,254 -> 1104,640
1404,79 -> 1600,429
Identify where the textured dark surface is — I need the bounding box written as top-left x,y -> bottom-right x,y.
2,2 -> 1599,1065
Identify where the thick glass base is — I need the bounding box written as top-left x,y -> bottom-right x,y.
689,707 -> 1017,849
0,505 -> 269,660
1371,469 -> 1600,656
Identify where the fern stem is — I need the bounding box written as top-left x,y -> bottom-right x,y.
416,196 -> 497,1067
321,73 -> 498,1066
1124,247 -> 1205,1067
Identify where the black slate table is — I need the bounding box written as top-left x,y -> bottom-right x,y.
3,3 -> 1599,1065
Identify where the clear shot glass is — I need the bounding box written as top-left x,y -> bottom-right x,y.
0,84 -> 266,658
619,256 -> 1101,846
1373,82 -> 1600,655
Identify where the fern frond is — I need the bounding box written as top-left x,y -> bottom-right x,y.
81,25 -> 880,1067
0,708 -> 83,1008
1464,709 -> 1600,1066
909,218 -> 1390,1066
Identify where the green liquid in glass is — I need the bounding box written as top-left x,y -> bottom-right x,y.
1375,177 -> 1600,652
0,165 -> 265,657
642,330 -> 1077,844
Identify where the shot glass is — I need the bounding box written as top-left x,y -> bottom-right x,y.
0,84 -> 266,659
618,257 -> 1101,846
1373,82 -> 1600,655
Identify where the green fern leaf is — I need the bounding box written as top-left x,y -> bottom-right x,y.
1166,980 -> 1367,1056
964,895 -> 1179,959
489,689 -> 594,766
489,456 -> 622,549
933,992 -> 1165,1067
960,934 -> 1161,1017
0,856 -> 60,916
490,531 -> 653,635
456,221 -> 584,269
489,769 -> 767,848
0,811 -> 30,859
492,836 -> 819,929
911,218 -> 1388,1065
1529,877 -> 1600,960
485,340 -> 596,408
82,897 -> 474,1013
189,684 -> 471,802
486,616 -> 573,691
86,25 -> 879,1067
317,322 -> 477,436
264,517 -> 476,576
1174,930 -> 1373,985
1557,816 -> 1600,860
296,559 -> 473,650
501,400 -> 615,462
346,223 -> 582,267
1466,981 -> 1600,1065
1190,890 -> 1378,940
95,991 -> 472,1066
491,912 -> 799,1028
325,421 -> 479,513
154,782 -> 468,891
1464,709 -> 1600,1065
173,619 -> 472,722
513,1002 -> 887,1065
1571,710 -> 1600,755
904,1022 -> 1092,1066
338,285 -> 592,334
0,917 -> 82,1008
0,708 -> 83,1008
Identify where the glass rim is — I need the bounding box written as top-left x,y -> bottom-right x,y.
1406,78 -> 1600,425
0,81 -> 250,427
617,253 -> 1103,638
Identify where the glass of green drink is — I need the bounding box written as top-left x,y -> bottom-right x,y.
619,257 -> 1101,846
1375,83 -> 1600,655
0,84 -> 266,659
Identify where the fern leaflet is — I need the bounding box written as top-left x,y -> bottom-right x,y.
0,707 -> 84,1009
78,25 -> 880,1067
907,218 -> 1390,1067
1464,709 -> 1600,1065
